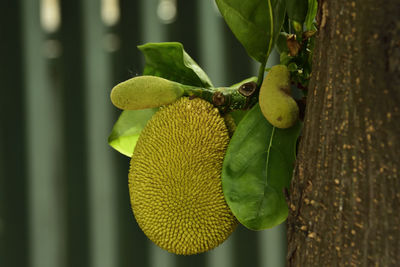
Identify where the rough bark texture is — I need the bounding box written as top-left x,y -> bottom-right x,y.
287,0 -> 400,266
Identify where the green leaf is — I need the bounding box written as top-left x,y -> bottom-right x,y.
230,110 -> 248,125
138,42 -> 213,87
108,109 -> 157,157
216,0 -> 286,63
287,0 -> 308,24
222,104 -> 302,230
275,32 -> 289,54
279,51 -> 291,65
305,0 -> 318,30
287,62 -> 298,71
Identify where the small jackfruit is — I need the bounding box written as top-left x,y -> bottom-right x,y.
129,97 -> 238,255
111,75 -> 185,110
259,65 -> 299,128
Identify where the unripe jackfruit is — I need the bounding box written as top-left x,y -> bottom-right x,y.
111,75 -> 185,110
129,97 -> 237,255
259,65 -> 299,128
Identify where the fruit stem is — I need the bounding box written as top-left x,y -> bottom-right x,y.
257,61 -> 267,88
183,86 -> 257,112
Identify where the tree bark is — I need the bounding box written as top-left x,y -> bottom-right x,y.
287,0 -> 400,266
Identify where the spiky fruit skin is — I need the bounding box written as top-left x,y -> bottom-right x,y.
259,65 -> 299,128
223,114 -> 236,137
129,97 -> 238,255
111,75 -> 184,110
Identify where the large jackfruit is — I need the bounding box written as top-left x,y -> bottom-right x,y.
129,97 -> 237,255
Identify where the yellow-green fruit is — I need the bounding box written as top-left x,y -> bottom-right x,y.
111,75 -> 184,110
259,65 -> 299,128
223,114 -> 236,137
129,97 -> 238,255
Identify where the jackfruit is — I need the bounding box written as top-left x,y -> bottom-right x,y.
223,114 -> 236,137
111,75 -> 185,110
129,97 -> 238,255
259,65 -> 299,128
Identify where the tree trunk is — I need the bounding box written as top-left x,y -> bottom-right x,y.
287,0 -> 400,266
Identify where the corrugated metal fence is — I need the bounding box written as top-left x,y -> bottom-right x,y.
0,0 -> 286,266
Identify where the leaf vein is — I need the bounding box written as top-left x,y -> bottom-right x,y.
255,126 -> 276,219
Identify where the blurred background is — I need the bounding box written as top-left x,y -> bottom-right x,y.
0,0 -> 285,266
